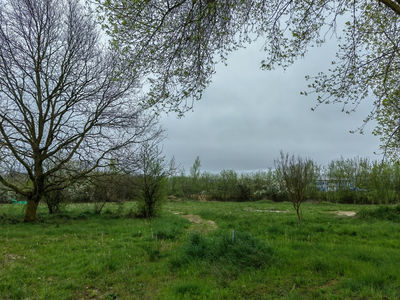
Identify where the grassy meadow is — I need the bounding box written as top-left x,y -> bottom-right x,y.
1,200 -> 400,299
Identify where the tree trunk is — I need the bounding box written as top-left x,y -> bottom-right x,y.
296,207 -> 302,223
24,198 -> 39,222
47,201 -> 54,214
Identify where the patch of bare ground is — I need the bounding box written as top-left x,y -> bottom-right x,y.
171,211 -> 217,233
181,214 -> 215,226
333,211 -> 356,217
76,286 -> 117,300
2,253 -> 26,266
244,207 -> 289,213
171,211 -> 184,215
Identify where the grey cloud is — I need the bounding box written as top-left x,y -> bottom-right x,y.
160,40 -> 380,172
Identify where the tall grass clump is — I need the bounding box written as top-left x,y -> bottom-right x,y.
357,205 -> 400,222
170,231 -> 273,270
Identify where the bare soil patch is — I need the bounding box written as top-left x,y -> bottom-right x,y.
244,208 -> 289,213
333,211 -> 356,217
171,211 -> 217,232
182,214 -> 216,226
3,253 -> 25,266
171,211 -> 184,215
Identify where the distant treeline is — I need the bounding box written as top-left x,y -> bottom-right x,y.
2,157 -> 400,207
0,172 -> 135,207
166,157 -> 400,204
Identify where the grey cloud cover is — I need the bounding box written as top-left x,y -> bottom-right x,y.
160,41 -> 381,172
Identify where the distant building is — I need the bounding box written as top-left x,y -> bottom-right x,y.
316,176 -> 353,192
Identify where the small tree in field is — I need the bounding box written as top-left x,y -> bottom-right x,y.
189,156 -> 202,195
134,142 -> 173,218
275,152 -> 317,223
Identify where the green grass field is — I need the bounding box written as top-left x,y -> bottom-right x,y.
1,200 -> 400,299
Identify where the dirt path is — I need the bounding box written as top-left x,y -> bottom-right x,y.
171,211 -> 217,233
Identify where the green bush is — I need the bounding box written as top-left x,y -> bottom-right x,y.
43,189 -> 68,214
237,183 -> 252,201
0,191 -> 9,204
135,177 -> 167,218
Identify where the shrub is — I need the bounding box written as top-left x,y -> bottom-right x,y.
134,176 -> 167,218
0,191 -> 8,204
43,189 -> 68,214
237,183 -> 252,201
133,142 -> 172,218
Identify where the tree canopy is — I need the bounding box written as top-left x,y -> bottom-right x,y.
96,0 -> 400,157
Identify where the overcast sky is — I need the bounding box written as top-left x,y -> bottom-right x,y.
160,40 -> 381,173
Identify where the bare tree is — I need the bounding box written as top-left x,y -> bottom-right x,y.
275,152 -> 317,223
0,0 -> 157,222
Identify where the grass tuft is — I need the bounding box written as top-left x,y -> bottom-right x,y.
171,231 -> 273,270
357,205 -> 400,222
